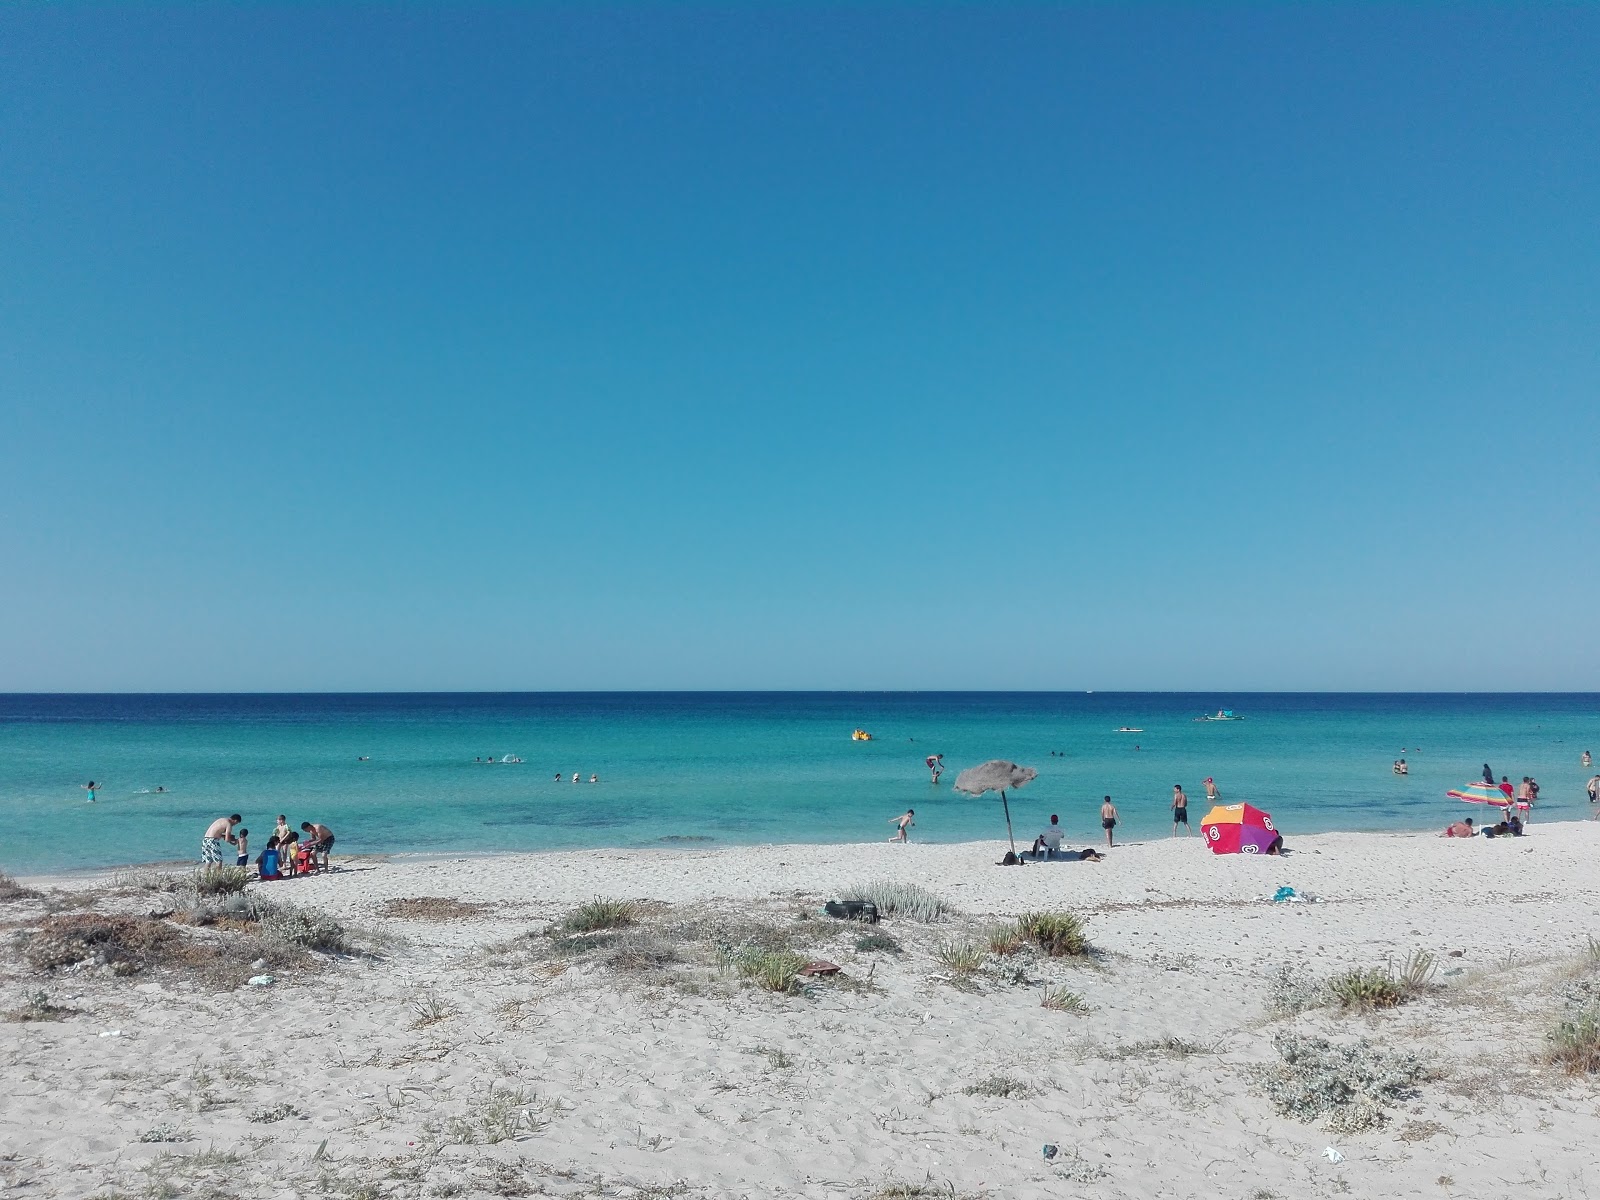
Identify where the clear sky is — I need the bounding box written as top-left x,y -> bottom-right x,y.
2,5 -> 1596,692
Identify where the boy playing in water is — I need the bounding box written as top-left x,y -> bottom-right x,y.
888,809 -> 915,842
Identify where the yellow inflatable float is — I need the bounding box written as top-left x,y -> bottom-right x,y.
851,729 -> 873,741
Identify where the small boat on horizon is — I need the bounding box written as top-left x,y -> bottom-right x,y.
1114,727 -> 1144,733
1197,710 -> 1244,722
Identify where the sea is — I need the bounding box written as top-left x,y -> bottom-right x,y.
2,692 -> 1597,876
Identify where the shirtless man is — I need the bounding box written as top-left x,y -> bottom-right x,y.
1171,785 -> 1190,837
1203,777 -> 1219,803
301,821 -> 336,870
1100,796 -> 1118,847
202,815 -> 241,865
888,809 -> 915,843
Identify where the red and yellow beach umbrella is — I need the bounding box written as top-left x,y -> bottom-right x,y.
1200,802 -> 1278,855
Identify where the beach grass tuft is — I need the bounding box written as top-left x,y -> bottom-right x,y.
1329,950 -> 1436,1012
934,941 -> 984,975
1547,1005 -> 1600,1074
1040,985 -> 1089,1013
984,922 -> 1023,956
732,946 -> 808,993
1017,911 -> 1090,957
561,897 -> 639,934
845,881 -> 955,922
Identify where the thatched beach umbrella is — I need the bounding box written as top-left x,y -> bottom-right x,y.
953,760 -> 1038,854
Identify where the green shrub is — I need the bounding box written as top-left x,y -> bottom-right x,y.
1254,1034 -> 1426,1130
261,905 -> 350,954
854,930 -> 902,954
1017,911 -> 1089,957
560,897 -> 638,934
193,866 -> 248,897
1328,952 -> 1436,1012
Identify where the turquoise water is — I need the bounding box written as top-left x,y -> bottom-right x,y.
2,693 -> 1597,874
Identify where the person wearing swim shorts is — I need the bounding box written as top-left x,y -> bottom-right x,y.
1100,796 -> 1118,847
301,821 -> 335,870
888,809 -> 915,843
202,815 -> 241,865
1171,785 -> 1190,837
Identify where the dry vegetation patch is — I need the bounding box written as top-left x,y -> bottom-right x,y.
0,872 -> 41,903
378,896 -> 493,921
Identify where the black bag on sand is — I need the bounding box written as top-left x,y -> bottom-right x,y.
824,899 -> 879,923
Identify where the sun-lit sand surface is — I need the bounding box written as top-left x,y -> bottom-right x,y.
5,823 -> 1600,1199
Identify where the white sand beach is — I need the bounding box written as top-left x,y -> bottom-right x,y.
5,823 -> 1600,1199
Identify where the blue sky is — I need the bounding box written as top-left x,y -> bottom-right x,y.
2,5 -> 1596,691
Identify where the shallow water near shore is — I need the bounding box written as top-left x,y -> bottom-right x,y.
2,691 -> 1596,874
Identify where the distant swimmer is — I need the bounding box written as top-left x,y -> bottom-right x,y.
1584,750 -> 1593,768
358,756 -> 369,761
83,780 -> 98,803
554,773 -> 562,782
925,754 -> 944,783
1393,758 -> 1408,775
155,786 -> 164,793
572,773 -> 580,783
589,774 -> 599,784
888,809 -> 915,843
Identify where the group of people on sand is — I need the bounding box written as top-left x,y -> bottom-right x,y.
201,814 -> 335,879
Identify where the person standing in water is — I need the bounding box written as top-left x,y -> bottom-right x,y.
888,809 -> 915,842
1100,796 -> 1118,847
925,754 -> 944,784
1203,777 -> 1219,803
83,780 -> 98,803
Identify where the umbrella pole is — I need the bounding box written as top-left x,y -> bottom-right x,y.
1001,790 -> 1016,854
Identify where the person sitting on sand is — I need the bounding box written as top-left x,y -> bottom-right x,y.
1264,833 -> 1285,855
1444,818 -> 1475,838
1038,814 -> 1066,858
301,821 -> 335,870
202,815 -> 241,865
257,836 -> 283,881
1100,797 -> 1118,847
888,809 -> 915,843
1077,847 -> 1103,862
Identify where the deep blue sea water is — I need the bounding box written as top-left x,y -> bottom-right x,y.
3,693 -> 1597,875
